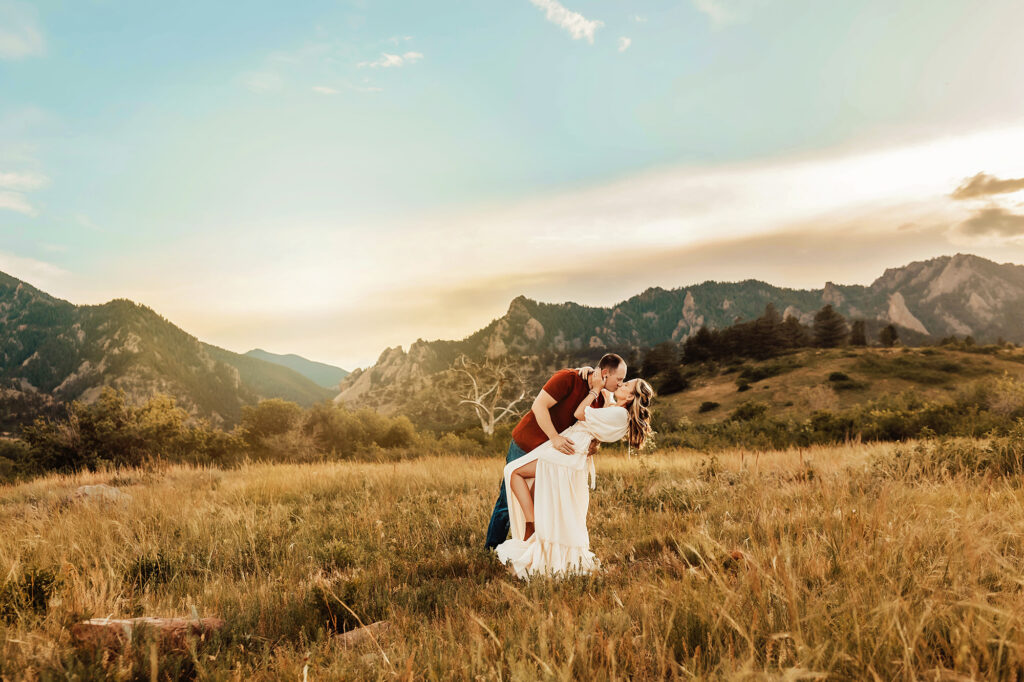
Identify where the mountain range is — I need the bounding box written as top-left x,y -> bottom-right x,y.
0,272 -> 338,429
4,253 -> 1023,432
335,253 -> 1024,418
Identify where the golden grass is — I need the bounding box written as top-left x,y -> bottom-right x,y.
2,441 -> 1024,679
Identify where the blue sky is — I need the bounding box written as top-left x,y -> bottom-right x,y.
2,0 -> 1024,368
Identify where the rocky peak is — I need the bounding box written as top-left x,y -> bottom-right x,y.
822,282 -> 845,306
507,295 -> 534,316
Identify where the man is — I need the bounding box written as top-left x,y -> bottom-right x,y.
484,353 -> 627,549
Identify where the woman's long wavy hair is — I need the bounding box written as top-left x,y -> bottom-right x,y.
625,378 -> 654,450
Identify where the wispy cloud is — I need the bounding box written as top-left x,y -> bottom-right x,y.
692,0 -> 746,26
348,82 -> 384,93
0,0 -> 45,60
528,0 -> 603,44
618,37 -> 632,52
241,70 -> 284,93
631,14 -> 647,23
75,212 -> 106,233
0,170 -> 47,191
386,35 -> 413,45
0,190 -> 35,215
951,172 -> 1024,200
312,85 -> 340,95
356,51 -> 423,68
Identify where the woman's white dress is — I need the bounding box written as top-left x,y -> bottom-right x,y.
494,404 -> 629,580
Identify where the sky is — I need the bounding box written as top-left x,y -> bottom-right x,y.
1,0 -> 1024,370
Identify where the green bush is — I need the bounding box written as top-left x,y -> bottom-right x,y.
239,399 -> 304,445
18,388 -> 243,473
729,401 -> 769,422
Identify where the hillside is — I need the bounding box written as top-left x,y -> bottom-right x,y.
244,348 -> 349,389
660,344 -> 1024,425
0,271 -> 333,429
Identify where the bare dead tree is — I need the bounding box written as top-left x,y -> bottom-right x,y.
451,354 -> 527,435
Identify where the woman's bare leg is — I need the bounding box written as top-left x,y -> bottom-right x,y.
510,459 -> 537,540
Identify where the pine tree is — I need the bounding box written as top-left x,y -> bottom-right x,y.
850,320 -> 867,346
641,342 -> 679,379
879,324 -> 899,347
780,314 -> 811,348
683,326 -> 715,363
750,303 -> 784,359
813,305 -> 849,348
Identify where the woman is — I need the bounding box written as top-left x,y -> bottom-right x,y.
494,373 -> 654,580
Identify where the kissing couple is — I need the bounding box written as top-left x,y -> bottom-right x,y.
484,353 -> 654,579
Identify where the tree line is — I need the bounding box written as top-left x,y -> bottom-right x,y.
640,304 -> 901,394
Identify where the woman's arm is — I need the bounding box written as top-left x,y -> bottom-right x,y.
573,371 -> 605,421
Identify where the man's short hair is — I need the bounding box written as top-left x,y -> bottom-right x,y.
598,353 -> 625,372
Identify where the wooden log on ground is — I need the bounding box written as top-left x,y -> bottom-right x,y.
70,616 -> 226,652
335,620 -> 390,648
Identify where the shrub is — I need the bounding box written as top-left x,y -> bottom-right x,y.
240,399 -> 304,446
729,401 -> 768,422
19,388 -> 241,473
698,401 -> 720,413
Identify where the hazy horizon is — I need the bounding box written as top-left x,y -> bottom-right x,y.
2,0 -> 1023,368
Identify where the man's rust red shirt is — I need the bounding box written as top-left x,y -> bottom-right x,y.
511,369 -> 605,452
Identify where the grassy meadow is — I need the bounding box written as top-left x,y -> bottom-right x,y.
3,439 -> 1024,680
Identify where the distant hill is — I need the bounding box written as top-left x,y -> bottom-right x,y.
335,253 -> 1024,423
662,344 -> 1024,426
244,348 -> 349,389
0,271 -> 333,429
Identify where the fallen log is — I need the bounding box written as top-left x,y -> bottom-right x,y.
335,620 -> 390,648
70,616 -> 225,652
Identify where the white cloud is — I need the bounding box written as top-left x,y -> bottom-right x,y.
241,71 -> 284,93
692,0 -> 745,26
0,250 -> 67,289
631,15 -> 647,23
312,85 -> 340,95
386,35 -> 413,45
528,0 -> 603,44
0,0 -> 45,60
618,37 -> 631,52
0,170 -> 47,191
356,51 -> 423,68
360,124 -> 1024,294
0,190 -> 35,215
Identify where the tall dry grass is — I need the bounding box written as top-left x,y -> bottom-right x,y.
1,440 -> 1024,679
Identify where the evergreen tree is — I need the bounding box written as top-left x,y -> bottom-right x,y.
850,320 -> 867,346
683,326 -> 715,363
780,314 -> 811,348
657,367 -> 689,395
641,342 -> 679,379
879,324 -> 899,347
750,303 -> 784,359
813,305 -> 849,348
